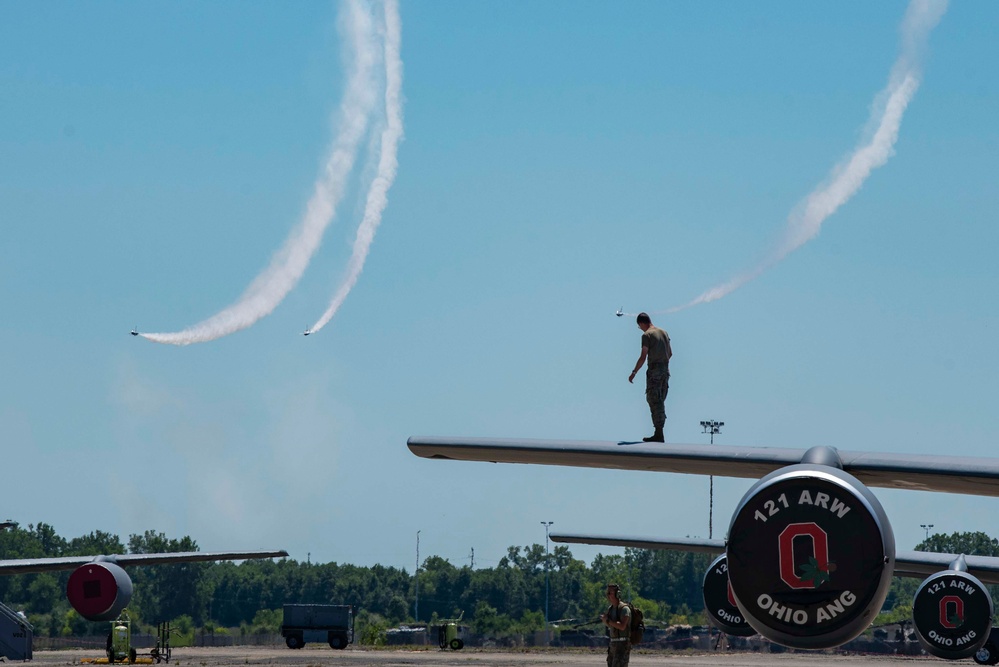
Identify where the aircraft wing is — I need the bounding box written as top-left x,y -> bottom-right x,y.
551,532 -> 725,554
0,550 -> 288,576
894,551 -> 999,585
408,436 -> 999,497
552,531 -> 999,586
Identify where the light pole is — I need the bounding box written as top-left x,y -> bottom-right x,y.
415,530 -> 420,623
920,524 -> 934,541
541,521 -> 554,644
700,420 -> 724,539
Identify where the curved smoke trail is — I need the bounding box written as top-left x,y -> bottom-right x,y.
308,0 -> 403,335
661,0 -> 947,314
143,0 -> 380,345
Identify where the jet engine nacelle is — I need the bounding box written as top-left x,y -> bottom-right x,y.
702,555 -> 755,637
66,561 -> 133,622
726,463 -> 895,650
912,569 -> 992,660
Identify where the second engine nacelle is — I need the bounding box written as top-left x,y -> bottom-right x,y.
912,568 -> 992,660
66,561 -> 133,622
702,554 -> 755,637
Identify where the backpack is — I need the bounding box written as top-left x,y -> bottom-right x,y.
627,603 -> 644,644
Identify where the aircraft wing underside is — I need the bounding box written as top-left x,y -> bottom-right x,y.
551,532 -> 999,586
408,436 -> 999,497
894,551 -> 999,585
0,549 -> 289,576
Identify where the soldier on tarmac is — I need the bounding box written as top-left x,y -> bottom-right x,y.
601,583 -> 632,667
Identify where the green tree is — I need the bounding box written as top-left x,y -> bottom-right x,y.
918,531 -> 999,557
26,574 -> 61,613
249,609 -> 282,634
67,531 -> 125,556
127,531 -> 207,624
472,601 -> 510,636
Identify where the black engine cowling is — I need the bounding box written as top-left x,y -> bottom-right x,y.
66,561 -> 133,622
726,464 -> 895,649
702,554 -> 755,636
912,569 -> 992,660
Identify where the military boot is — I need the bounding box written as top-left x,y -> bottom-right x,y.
643,428 -> 665,443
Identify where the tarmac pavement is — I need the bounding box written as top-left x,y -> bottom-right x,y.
30,646 -> 936,667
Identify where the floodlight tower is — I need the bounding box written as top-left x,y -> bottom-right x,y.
700,420 -> 724,539
415,530 -> 421,622
920,524 -> 935,541
541,521 -> 554,645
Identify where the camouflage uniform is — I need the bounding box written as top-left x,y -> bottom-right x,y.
645,363 -> 670,430
641,326 -> 671,431
606,601 -> 631,667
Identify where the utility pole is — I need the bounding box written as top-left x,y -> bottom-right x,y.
541,521 -> 554,645
700,420 -> 724,539
920,524 -> 934,540
415,530 -> 420,623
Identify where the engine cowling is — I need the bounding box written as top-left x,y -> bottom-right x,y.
726,464 -> 895,649
912,569 -> 992,660
702,554 -> 755,636
66,561 -> 133,622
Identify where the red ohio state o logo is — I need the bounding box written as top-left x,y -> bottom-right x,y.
779,522 -> 830,589
939,595 -> 964,629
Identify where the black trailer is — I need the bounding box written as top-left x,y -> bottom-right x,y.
280,604 -> 353,650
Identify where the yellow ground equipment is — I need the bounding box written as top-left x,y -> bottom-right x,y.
106,611 -> 136,664
436,612 -> 465,650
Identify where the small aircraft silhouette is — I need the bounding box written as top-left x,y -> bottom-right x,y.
130,326 -> 139,336
303,328 -> 311,336
615,308 -> 624,317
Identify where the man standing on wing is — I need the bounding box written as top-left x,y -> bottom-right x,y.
628,312 -> 672,443
601,583 -> 631,667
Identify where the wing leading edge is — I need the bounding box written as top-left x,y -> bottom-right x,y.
552,532 -> 725,555
408,436 -> 999,497
0,550 -> 289,576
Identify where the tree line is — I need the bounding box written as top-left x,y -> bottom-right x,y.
2,523 -> 996,639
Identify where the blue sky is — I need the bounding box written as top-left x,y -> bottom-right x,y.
2,1 -> 998,572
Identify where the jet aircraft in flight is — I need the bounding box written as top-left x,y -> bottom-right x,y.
130,327 -> 139,336
408,436 -> 999,664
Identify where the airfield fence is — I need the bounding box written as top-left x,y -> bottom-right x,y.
32,632 -> 284,652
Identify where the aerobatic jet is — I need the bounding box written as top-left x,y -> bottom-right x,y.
408,436 -> 999,664
130,327 -> 139,336
303,328 -> 312,336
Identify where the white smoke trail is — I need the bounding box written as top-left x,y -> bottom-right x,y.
307,0 -> 403,335
142,0 -> 380,345
663,0 -> 947,314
